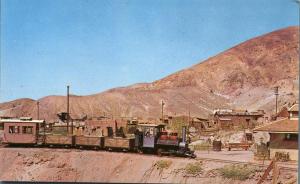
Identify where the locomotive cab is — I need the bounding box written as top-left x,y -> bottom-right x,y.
134,124 -> 165,152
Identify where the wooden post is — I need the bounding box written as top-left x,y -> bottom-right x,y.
188,105 -> 190,124
37,101 -> 40,120
161,100 -> 165,124
272,161 -> 279,184
257,159 -> 275,184
274,87 -> 279,115
67,85 -> 70,134
43,120 -> 46,143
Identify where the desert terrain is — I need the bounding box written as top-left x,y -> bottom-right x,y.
0,147 -> 297,183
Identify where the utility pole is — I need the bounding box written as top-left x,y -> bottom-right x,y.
188,106 -> 191,124
37,101 -> 40,120
161,100 -> 165,124
67,85 -> 70,134
274,86 -> 279,114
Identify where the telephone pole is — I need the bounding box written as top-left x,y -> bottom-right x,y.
67,85 -> 70,134
188,105 -> 191,124
37,101 -> 40,120
274,86 -> 279,114
161,100 -> 165,124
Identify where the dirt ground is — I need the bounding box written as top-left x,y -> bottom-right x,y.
0,147 -> 297,183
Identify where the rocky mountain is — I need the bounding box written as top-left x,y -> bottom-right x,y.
0,26 -> 298,121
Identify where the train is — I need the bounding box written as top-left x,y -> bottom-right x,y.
0,118 -> 196,158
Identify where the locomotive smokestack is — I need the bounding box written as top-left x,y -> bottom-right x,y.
182,126 -> 186,143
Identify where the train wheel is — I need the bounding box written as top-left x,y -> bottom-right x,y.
137,148 -> 143,154
157,148 -> 163,157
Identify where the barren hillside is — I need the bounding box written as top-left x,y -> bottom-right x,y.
0,26 -> 298,121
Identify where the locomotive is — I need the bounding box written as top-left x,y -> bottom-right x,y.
0,118 -> 196,158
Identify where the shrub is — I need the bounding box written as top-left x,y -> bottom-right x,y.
218,164 -> 256,180
184,161 -> 203,176
155,160 -> 172,173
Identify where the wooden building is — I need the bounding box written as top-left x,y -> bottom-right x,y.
190,117 -> 217,132
253,103 -> 298,161
213,109 -> 265,130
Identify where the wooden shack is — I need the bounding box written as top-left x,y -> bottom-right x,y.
85,118 -> 127,136
213,109 -> 265,130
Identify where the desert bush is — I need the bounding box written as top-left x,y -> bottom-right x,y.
218,164 -> 256,180
184,161 -> 203,176
155,160 -> 172,173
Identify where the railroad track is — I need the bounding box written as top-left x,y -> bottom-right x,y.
195,157 -> 298,172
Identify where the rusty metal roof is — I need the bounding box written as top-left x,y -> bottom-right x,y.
253,118 -> 298,133
288,103 -> 299,112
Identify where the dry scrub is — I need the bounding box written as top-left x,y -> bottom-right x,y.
154,160 -> 172,175
184,161 -> 203,176
218,164 -> 257,180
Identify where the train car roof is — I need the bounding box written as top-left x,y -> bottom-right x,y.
0,119 -> 45,123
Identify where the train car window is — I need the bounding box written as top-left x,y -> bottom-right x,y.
9,126 -> 20,134
22,126 -> 33,134
149,128 -> 154,135
9,126 -> 14,133
144,127 -> 154,136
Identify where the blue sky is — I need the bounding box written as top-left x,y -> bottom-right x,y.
0,0 -> 299,102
